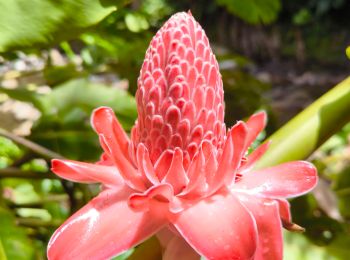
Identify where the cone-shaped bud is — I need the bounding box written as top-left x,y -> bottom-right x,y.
133,12 -> 225,163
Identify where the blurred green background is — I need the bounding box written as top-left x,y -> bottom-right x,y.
0,0 -> 349,259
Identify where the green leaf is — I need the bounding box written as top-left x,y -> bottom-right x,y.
293,9 -> 312,26
0,207 -> 34,259
256,76 -> 350,169
284,232 -> 339,260
30,78 -> 137,160
0,0 -> 120,52
0,87 -> 45,111
111,249 -> 134,260
128,236 -> 162,260
0,239 -> 7,260
38,78 -> 137,128
125,13 -> 150,33
43,64 -> 84,86
216,0 -> 281,24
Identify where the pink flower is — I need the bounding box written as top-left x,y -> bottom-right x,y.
47,12 -> 318,260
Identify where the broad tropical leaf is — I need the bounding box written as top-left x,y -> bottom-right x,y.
0,0 -> 124,51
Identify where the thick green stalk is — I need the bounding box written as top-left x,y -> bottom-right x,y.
256,76 -> 350,169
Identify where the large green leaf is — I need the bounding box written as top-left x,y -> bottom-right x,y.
216,0 -> 281,24
0,0 -> 121,52
30,78 -> 137,160
1,78 -> 137,160
256,76 -> 350,168
38,78 -> 137,128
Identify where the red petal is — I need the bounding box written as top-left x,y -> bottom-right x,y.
172,191 -> 258,259
245,111 -> 267,149
47,187 -> 167,260
237,193 -> 283,260
234,161 -> 318,198
51,159 -> 122,187
91,107 -> 145,191
163,234 -> 200,260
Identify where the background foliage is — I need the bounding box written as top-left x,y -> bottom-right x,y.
0,0 -> 349,259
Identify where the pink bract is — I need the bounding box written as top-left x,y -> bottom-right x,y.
47,12 -> 318,260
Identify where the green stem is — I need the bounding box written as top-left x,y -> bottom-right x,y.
0,168 -> 57,179
0,128 -> 64,160
16,218 -> 62,228
335,187 -> 350,196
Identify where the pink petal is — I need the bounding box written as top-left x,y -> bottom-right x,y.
277,198 -> 292,224
136,143 -> 160,185
178,144 -> 208,198
208,122 -> 247,195
154,150 -> 174,180
128,184 -> 174,212
96,153 -> 114,166
91,107 -> 130,155
47,187 -> 167,260
51,159 -> 123,187
238,142 -> 270,174
245,111 -> 267,149
157,227 -> 177,248
162,148 -> 188,194
92,107 -> 145,191
163,234 -> 200,260
234,161 -> 318,198
172,191 -> 258,259
237,193 -> 283,260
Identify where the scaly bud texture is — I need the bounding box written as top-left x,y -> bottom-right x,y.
134,12 -> 225,165
48,12 -> 318,260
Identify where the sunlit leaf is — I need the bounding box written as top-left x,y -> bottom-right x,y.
125,13 -> 150,32
0,0 -> 121,52
256,77 -> 350,168
284,232 -> 339,260
39,78 -> 137,127
0,239 -> 7,260
30,78 -> 137,160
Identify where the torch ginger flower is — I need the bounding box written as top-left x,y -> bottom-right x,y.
48,12 -> 318,260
